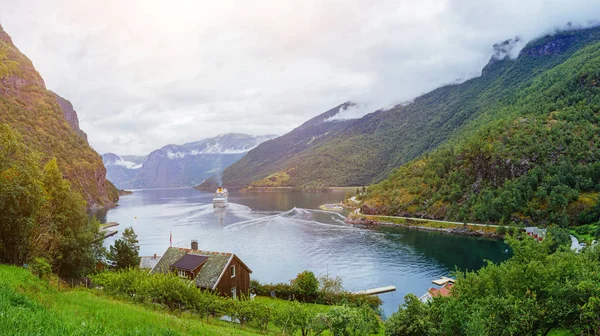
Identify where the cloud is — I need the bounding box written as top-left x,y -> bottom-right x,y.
324,104 -> 374,122
1,0 -> 600,155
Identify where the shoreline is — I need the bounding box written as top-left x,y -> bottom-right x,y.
345,214 -> 505,240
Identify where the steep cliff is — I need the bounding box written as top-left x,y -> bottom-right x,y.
0,23 -> 118,207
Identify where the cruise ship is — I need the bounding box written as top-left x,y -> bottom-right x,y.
213,187 -> 228,208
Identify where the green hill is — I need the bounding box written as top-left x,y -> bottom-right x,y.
363,28 -> 600,227
213,26 -> 600,193
0,23 -> 117,207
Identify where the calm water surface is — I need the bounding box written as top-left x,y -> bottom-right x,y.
94,188 -> 509,316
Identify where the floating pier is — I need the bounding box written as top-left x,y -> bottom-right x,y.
103,230 -> 118,238
432,277 -> 455,286
100,222 -> 119,239
351,285 -> 396,295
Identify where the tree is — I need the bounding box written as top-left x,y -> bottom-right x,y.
385,294 -> 431,336
385,236 -> 600,334
546,226 -> 571,251
0,124 -> 45,266
40,158 -> 102,279
107,227 -> 140,270
292,271 -> 319,302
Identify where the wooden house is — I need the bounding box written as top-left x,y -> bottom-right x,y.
149,243 -> 252,298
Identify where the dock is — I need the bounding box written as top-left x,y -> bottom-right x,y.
351,285 -> 396,295
100,222 -> 119,229
100,222 -> 119,239
432,276 -> 455,286
103,230 -> 118,238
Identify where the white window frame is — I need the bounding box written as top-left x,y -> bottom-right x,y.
178,269 -> 187,278
230,265 -> 236,278
231,286 -> 237,299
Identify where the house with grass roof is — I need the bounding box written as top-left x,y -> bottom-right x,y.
149,241 -> 252,298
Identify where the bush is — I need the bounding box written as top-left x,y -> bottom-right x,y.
92,269 -> 382,335
29,257 -> 52,280
252,273 -> 382,309
575,225 -> 590,235
292,271 -> 319,302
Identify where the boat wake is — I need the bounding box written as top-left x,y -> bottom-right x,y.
224,207 -> 355,232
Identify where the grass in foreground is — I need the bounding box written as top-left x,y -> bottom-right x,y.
0,265 -> 264,335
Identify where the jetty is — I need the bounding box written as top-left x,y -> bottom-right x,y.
100,222 -> 119,239
351,285 -> 396,295
432,276 -> 455,286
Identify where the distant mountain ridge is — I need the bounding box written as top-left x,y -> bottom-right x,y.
202,25 -> 600,192
0,23 -> 118,207
103,133 -> 276,189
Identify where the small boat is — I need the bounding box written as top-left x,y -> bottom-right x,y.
213,187 -> 228,208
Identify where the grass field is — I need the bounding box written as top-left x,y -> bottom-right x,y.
0,265 -> 272,335
0,265 -> 385,335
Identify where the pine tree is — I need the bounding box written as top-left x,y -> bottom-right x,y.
107,227 -> 140,270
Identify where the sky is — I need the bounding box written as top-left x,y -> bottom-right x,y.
1,0 -> 600,155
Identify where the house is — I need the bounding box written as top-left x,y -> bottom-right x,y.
139,254 -> 161,270
419,277 -> 455,303
149,241 -> 252,298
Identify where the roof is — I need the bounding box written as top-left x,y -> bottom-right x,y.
170,254 -> 208,271
139,256 -> 161,269
428,283 -> 454,298
150,247 -> 251,290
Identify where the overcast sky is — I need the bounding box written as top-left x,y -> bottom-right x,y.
1,0 -> 600,155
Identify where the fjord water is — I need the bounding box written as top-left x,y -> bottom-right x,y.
96,189 -> 508,316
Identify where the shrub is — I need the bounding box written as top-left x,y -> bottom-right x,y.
292,271 -> 319,302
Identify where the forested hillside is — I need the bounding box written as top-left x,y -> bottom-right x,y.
0,23 -> 118,207
216,26 -> 600,191
364,29 -> 600,227
200,103 -> 356,190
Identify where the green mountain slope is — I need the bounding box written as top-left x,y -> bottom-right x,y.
215,26 -> 600,191
0,24 -> 118,207
363,29 -> 600,227
200,102 -> 356,190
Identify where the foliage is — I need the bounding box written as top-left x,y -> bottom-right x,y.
385,236 -> 600,335
0,125 -> 103,279
251,273 -> 382,309
0,27 -> 118,206
92,268 -> 381,335
106,227 -> 140,270
365,35 -> 600,227
29,257 -> 52,280
0,264 -> 267,335
546,226 -> 571,251
292,270 -> 320,302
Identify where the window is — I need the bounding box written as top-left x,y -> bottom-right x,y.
230,265 -> 236,278
178,269 -> 187,278
231,287 -> 237,299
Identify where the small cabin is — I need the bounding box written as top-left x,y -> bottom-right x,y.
149,242 -> 252,298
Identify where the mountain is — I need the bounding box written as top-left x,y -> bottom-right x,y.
0,23 -> 118,207
103,133 -> 276,189
206,26 -> 600,195
199,102 -> 359,190
360,26 -> 600,227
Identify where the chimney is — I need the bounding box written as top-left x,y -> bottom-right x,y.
191,240 -> 198,250
153,253 -> 156,259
